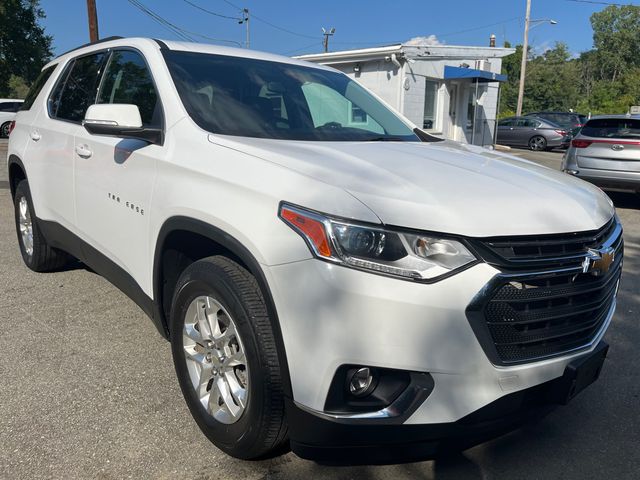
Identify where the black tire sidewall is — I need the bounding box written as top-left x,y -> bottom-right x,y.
1,122 -> 10,138
170,267 -> 269,456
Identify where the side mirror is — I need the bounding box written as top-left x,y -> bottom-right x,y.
83,104 -> 163,145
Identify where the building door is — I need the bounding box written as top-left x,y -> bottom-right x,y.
448,84 -> 458,140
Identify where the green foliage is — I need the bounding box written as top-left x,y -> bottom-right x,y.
500,5 -> 640,116
0,0 -> 52,97
8,74 -> 29,98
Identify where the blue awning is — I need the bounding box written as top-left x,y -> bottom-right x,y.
444,65 -> 507,83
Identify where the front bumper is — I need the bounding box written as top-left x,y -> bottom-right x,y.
264,256 -> 614,422
286,341 -> 608,463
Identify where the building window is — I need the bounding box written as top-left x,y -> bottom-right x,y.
423,80 -> 439,130
351,104 -> 368,123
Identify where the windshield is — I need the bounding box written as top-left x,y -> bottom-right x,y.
164,51 -> 419,142
581,118 -> 640,139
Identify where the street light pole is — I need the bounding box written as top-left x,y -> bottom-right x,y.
516,0 -> 531,117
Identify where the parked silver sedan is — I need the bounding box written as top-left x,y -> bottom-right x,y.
562,115 -> 640,193
497,116 -> 571,151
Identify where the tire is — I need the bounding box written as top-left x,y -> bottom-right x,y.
170,256 -> 288,459
528,135 -> 547,151
13,180 -> 68,272
0,121 -> 10,138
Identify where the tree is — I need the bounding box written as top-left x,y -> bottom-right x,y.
0,0 -> 52,97
524,43 -> 580,112
590,5 -> 640,81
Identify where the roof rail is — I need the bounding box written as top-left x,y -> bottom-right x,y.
57,36 -> 124,57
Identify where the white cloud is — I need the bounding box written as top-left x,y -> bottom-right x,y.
404,35 -> 444,46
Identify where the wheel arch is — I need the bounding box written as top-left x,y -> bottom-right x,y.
7,154 -> 27,199
153,216 -> 293,397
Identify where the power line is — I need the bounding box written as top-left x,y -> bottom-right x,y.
181,0 -> 241,21
128,0 -> 193,41
282,41 -> 324,55
218,0 -> 319,40
127,0 -> 242,46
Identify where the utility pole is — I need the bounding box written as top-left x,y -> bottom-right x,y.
322,27 -> 335,53
516,0 -> 531,117
86,0 -> 99,43
241,8 -> 250,49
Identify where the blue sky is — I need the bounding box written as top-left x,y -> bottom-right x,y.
39,0 -> 625,57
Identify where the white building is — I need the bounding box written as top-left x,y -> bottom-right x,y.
297,41 -> 515,146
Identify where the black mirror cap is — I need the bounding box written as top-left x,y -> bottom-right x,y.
83,122 -> 164,146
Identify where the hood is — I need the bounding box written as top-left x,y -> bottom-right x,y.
209,135 -> 615,237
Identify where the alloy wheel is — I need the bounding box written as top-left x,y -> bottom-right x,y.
529,136 -> 546,151
18,196 -> 33,257
182,295 -> 249,424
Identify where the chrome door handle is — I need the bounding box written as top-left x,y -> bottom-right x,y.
75,144 -> 93,158
30,131 -> 41,142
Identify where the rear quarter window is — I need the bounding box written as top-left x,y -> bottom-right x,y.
20,65 -> 57,111
581,119 -> 640,139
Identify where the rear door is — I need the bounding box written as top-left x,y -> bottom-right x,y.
24,51 -> 108,228
512,118 -> 538,146
576,118 -> 640,172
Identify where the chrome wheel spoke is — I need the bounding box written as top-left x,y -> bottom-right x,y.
196,298 -> 214,340
217,377 -> 242,419
224,370 -> 247,408
224,350 -> 246,368
184,323 -> 204,345
184,347 -> 207,365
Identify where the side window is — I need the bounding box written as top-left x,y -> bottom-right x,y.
498,118 -> 514,127
0,102 -> 14,112
97,50 -> 160,127
49,52 -> 107,122
20,65 -> 56,111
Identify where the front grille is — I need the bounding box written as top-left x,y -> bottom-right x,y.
467,218 -> 623,365
477,217 -> 618,269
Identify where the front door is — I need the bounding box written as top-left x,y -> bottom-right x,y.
74,49 -> 163,289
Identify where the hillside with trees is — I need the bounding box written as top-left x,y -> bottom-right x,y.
500,4 -> 640,117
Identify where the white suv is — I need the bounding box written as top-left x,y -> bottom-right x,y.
7,37 -> 622,462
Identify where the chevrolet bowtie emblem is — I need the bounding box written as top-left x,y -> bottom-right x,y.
582,247 -> 615,276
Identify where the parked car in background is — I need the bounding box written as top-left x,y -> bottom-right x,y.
525,111 -> 587,136
497,116 -> 570,151
0,99 -> 24,137
562,115 -> 640,193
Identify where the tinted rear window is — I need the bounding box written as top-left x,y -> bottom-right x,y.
20,65 -> 56,111
581,118 -> 640,139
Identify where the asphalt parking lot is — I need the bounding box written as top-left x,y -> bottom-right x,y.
1,141 -> 639,479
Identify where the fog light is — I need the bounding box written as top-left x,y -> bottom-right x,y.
348,367 -> 375,397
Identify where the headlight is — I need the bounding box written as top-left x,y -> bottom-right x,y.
279,204 -> 477,281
